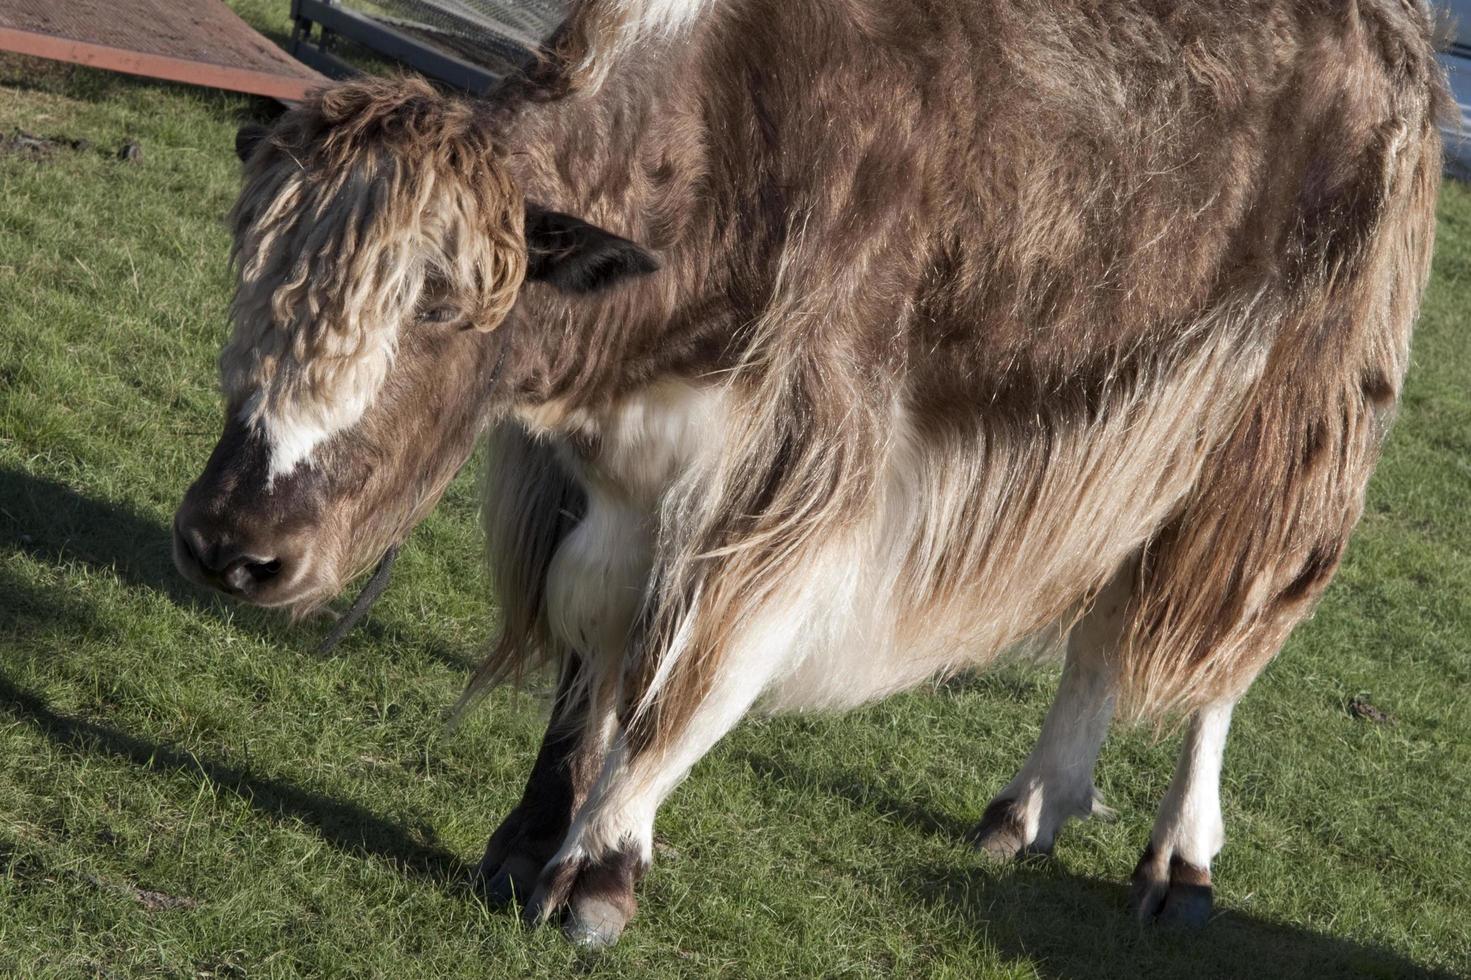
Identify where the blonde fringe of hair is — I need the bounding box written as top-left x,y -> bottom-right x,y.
222,77 -> 526,463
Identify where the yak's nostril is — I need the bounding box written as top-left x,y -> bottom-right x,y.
175,525 -> 199,565
220,557 -> 282,593
175,513 -> 292,599
245,559 -> 282,583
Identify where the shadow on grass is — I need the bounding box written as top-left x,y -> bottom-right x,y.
0,466 -> 479,671
0,491 -> 500,906
0,563 -> 471,889
0,43 -> 288,128
743,750 -> 1455,978
905,862 -> 1455,980
741,751 -> 975,842
0,670 -> 470,888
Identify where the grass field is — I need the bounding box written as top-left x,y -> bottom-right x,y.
2,6 -> 1470,977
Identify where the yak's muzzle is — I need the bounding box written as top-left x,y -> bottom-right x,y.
173,414 -> 329,609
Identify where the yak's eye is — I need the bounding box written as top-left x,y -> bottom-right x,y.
415,303 -> 460,326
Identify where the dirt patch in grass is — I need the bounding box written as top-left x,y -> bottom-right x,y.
0,128 -> 92,160
1347,694 -> 1394,725
81,872 -> 202,912
1,128 -> 143,162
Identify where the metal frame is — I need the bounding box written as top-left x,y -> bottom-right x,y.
290,0 -> 532,93
0,24 -> 325,102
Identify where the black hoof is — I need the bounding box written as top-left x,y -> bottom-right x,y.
564,896 -> 630,949
971,798 -> 1053,861
1158,878 -> 1213,928
1128,845 -> 1213,927
473,816 -> 556,911
476,869 -> 521,907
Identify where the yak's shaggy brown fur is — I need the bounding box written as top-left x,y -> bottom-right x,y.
471,0 -> 1447,736
180,0 -> 1448,945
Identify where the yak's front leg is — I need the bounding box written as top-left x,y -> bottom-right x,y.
475,656 -> 609,906
525,614 -> 798,947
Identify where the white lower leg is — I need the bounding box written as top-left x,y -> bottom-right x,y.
1130,698 -> 1236,924
978,573 -> 1128,855
530,591 -> 816,945
553,649 -> 782,872
529,659 -> 787,947
987,658 -> 1116,849
1149,699 -> 1234,869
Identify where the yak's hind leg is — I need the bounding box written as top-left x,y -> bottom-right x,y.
1114,26 -> 1440,926
475,656 -> 608,906
973,569 -> 1129,860
1128,699 -> 1234,926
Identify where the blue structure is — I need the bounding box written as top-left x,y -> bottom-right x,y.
1440,1 -> 1471,177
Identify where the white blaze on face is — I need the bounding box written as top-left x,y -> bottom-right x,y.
246,392 -> 333,480
225,291 -> 403,483
240,356 -> 389,480
219,75 -> 533,489
222,179 -> 421,485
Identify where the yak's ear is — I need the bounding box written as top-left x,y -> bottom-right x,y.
235,123 -> 269,162
524,205 -> 659,294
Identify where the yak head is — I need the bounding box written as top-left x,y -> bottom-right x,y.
174,77 -> 655,612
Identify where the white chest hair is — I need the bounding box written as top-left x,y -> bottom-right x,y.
612,0 -> 716,37
526,383 -> 727,663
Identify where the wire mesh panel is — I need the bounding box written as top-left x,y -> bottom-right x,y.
291,0 -> 565,91
341,0 -> 565,65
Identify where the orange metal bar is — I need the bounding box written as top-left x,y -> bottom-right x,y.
0,24 -> 326,102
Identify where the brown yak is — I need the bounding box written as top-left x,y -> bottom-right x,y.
174,0 -> 1448,947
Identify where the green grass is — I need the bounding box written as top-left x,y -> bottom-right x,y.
2,8 -> 1470,977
